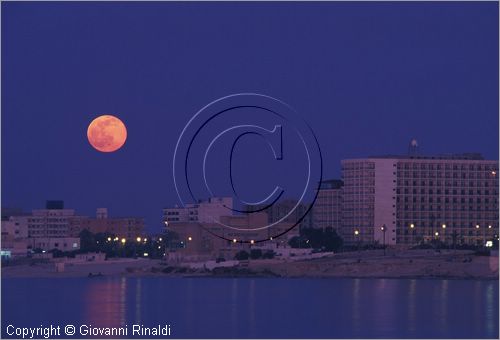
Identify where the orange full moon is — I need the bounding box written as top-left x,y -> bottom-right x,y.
87,115 -> 127,152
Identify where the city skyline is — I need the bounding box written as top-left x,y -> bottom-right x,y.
3,2 -> 498,233
2,3 -> 498,339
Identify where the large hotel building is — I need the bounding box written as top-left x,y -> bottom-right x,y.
341,152 -> 498,246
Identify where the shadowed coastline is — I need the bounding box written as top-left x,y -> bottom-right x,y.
2,249 -> 498,280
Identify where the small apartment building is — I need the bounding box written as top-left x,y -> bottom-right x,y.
163,197 -> 233,224
29,201 -> 75,238
69,208 -> 145,240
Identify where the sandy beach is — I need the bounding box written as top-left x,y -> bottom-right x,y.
2,249 -> 498,280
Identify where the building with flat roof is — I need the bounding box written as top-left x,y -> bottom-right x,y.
1,202 -> 145,254
245,198 -> 313,231
341,152 -> 499,246
165,212 -> 297,261
2,215 -> 29,239
313,179 -> 343,231
28,201 -> 76,238
69,208 -> 145,240
28,237 -> 80,252
163,197 -> 233,225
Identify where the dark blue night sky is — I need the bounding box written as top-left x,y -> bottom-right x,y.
2,2 -> 498,232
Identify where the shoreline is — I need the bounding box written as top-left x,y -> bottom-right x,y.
2,249 -> 498,280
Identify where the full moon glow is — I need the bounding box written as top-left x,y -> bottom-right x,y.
87,115 -> 127,152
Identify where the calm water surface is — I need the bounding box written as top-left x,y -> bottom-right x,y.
2,277 -> 498,338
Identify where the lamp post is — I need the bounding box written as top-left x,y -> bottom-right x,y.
442,224 -> 447,246
354,229 -> 360,251
476,224 -> 481,247
381,225 -> 386,256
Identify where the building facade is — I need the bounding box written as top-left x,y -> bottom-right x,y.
2,215 -> 29,239
28,201 -> 75,238
313,179 -> 343,231
245,199 -> 313,231
163,197 -> 233,224
69,208 -> 145,240
165,212 -> 297,261
1,202 -> 145,254
341,154 -> 499,246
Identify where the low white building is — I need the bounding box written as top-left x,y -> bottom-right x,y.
29,237 -> 80,252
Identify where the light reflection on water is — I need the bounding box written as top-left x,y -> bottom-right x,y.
2,277 -> 498,339
407,279 -> 416,336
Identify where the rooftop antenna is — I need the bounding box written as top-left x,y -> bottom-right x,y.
408,138 -> 420,157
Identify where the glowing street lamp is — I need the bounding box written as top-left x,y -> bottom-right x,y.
476,224 -> 480,229
250,240 -> 255,244
435,231 -> 439,237
136,237 -> 142,242
107,237 -> 111,242
354,229 -> 360,251
442,224 -> 446,229
381,225 -> 387,256
410,223 -> 415,229
232,238 -> 237,243
121,238 -> 126,244
188,236 -> 192,241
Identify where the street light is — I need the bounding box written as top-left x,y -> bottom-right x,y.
409,223 -> 415,244
136,237 -> 142,242
121,238 -> 126,244
381,225 -> 387,256
354,229 -> 360,251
